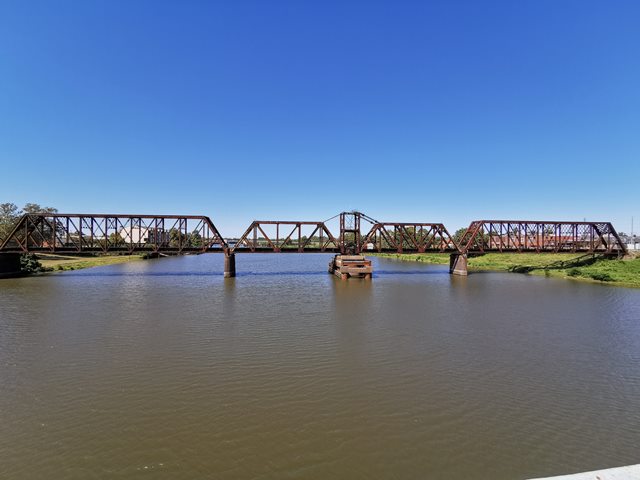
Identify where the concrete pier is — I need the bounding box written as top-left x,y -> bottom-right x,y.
329,255 -> 372,279
223,253 -> 236,278
449,253 -> 468,276
0,253 -> 22,278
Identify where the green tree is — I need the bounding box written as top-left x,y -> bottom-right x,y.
189,230 -> 203,247
23,204 -> 59,246
0,202 -> 21,241
453,228 -> 468,244
23,203 -> 58,214
169,228 -> 187,248
454,227 -> 491,249
109,232 -> 124,245
1,202 -> 58,245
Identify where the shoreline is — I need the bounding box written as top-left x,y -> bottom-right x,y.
7,252 -> 639,288
371,252 -> 640,289
35,253 -> 145,273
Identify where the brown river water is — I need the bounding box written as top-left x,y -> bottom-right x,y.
1,254 -> 639,479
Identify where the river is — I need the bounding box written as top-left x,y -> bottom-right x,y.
1,254 -> 639,479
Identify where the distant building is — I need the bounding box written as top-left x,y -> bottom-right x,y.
224,238 -> 239,247
488,234 -> 582,249
119,226 -> 170,246
620,234 -> 639,251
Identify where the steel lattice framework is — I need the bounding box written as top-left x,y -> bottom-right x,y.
232,221 -> 340,253
0,212 -> 628,257
457,220 -> 626,255
360,223 -> 459,253
0,214 -> 228,254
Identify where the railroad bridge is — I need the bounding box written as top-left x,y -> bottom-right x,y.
0,211 -> 627,277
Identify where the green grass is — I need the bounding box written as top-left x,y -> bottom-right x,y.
372,252 -> 640,288
36,253 -> 144,272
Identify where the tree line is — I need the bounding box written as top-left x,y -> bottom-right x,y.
0,203 -> 58,242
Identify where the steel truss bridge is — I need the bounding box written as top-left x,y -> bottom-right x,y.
0,211 -> 627,276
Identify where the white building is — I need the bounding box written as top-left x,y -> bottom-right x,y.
119,226 -> 170,245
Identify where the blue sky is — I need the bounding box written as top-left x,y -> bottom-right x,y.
1,1 -> 639,235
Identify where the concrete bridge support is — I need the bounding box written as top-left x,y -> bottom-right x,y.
328,255 -> 373,279
224,253 -> 236,278
0,253 -> 22,278
449,253 -> 468,276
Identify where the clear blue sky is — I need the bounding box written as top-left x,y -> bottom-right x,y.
1,1 -> 638,235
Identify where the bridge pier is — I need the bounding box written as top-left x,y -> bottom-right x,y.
449,253 -> 468,276
224,253 -> 236,278
329,255 -> 373,279
0,253 -> 22,278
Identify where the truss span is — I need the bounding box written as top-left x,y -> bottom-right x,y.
0,214 -> 228,254
0,212 -> 627,258
361,223 -> 459,253
232,221 -> 340,253
458,220 -> 626,255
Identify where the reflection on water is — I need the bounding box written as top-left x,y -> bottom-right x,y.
1,254 -> 640,480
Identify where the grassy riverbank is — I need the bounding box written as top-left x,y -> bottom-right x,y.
372,252 -> 640,288
36,253 -> 144,272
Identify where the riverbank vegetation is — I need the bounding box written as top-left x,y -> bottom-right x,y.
35,253 -> 144,272
372,252 -> 640,288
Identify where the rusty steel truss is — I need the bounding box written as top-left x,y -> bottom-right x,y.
0,212 -> 627,257
361,223 -> 458,253
232,221 -> 340,253
229,213 -> 460,254
457,220 -> 626,255
0,214 -> 228,254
